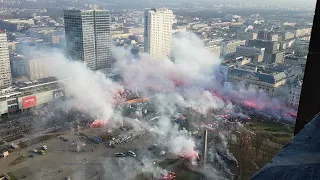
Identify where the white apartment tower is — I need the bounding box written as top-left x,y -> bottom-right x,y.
0,30 -> 12,88
144,8 -> 173,60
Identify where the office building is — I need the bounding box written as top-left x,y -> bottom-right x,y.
205,45 -> 221,56
26,59 -> 50,81
0,30 -> 12,88
144,8 -> 174,60
272,51 -> 285,64
228,67 -> 287,97
220,40 -> 246,57
267,33 -> 279,42
288,79 -> 302,108
257,30 -> 268,40
64,9 -> 112,71
235,45 -> 265,64
237,32 -> 257,40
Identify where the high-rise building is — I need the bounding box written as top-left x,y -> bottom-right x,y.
0,30 -> 12,88
26,59 -> 50,81
64,9 -> 112,71
144,8 -> 173,60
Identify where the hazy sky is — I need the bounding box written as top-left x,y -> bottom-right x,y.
144,0 -> 317,5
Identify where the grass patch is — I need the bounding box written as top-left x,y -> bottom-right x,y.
247,120 -> 293,133
158,159 -> 179,168
7,172 -> 18,180
270,134 -> 293,144
10,155 -> 27,166
176,170 -> 204,180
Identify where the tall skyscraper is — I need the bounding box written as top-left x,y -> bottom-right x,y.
144,8 -> 173,60
64,9 -> 112,71
0,30 -> 12,88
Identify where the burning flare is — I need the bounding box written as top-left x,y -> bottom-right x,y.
90,120 -> 108,128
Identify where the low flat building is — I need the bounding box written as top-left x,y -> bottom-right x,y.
0,77 -> 66,116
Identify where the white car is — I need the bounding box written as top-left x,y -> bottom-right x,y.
160,151 -> 166,156
42,145 -> 48,150
127,150 -> 136,157
31,149 -> 38,153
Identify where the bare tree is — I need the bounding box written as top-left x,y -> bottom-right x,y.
252,133 -> 267,159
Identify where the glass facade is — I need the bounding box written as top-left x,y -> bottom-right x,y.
64,10 -> 112,71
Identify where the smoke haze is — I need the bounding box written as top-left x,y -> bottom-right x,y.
21,31 -> 296,179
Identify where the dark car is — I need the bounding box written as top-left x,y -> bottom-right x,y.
115,152 -> 126,157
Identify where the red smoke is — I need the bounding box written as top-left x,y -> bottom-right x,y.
163,171 -> 176,180
243,100 -> 263,110
172,80 -> 184,87
178,150 -> 200,161
210,90 -> 223,100
90,120 -> 108,128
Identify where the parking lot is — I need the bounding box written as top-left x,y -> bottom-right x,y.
0,125 -> 171,180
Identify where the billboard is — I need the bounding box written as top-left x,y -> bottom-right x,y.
53,89 -> 65,99
22,96 -> 37,109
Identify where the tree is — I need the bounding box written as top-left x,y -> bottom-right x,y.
252,133 -> 267,159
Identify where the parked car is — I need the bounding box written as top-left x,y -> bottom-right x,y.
127,150 -> 136,157
115,152 -> 126,157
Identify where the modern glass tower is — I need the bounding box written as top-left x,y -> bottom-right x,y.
64,9 -> 112,71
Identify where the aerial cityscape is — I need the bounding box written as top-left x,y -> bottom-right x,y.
0,0 -> 316,180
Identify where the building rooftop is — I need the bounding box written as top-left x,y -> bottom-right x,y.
251,113 -> 320,180
229,68 -> 287,84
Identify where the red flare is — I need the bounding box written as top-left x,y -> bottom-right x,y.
178,150 -> 200,161
163,171 -> 176,180
90,120 -> 108,128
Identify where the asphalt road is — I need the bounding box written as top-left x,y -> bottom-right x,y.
0,128 -> 163,180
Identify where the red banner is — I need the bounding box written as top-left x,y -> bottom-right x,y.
22,96 -> 37,109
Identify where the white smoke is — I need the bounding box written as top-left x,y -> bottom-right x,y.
44,51 -> 123,122
20,31 -> 295,179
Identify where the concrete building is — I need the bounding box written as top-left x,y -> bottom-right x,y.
0,30 -> 12,88
247,39 -> 278,54
228,67 -> 287,97
235,45 -> 265,64
0,78 -> 66,115
284,55 -> 307,66
257,30 -> 268,40
64,9 -> 112,71
288,79 -> 302,109
282,32 -> 295,40
26,59 -> 50,81
267,33 -> 279,42
144,8 -> 173,60
237,32 -> 257,40
272,51 -> 285,64
220,40 -> 246,57
247,39 -> 280,63
10,53 -> 26,77
205,45 -> 221,56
